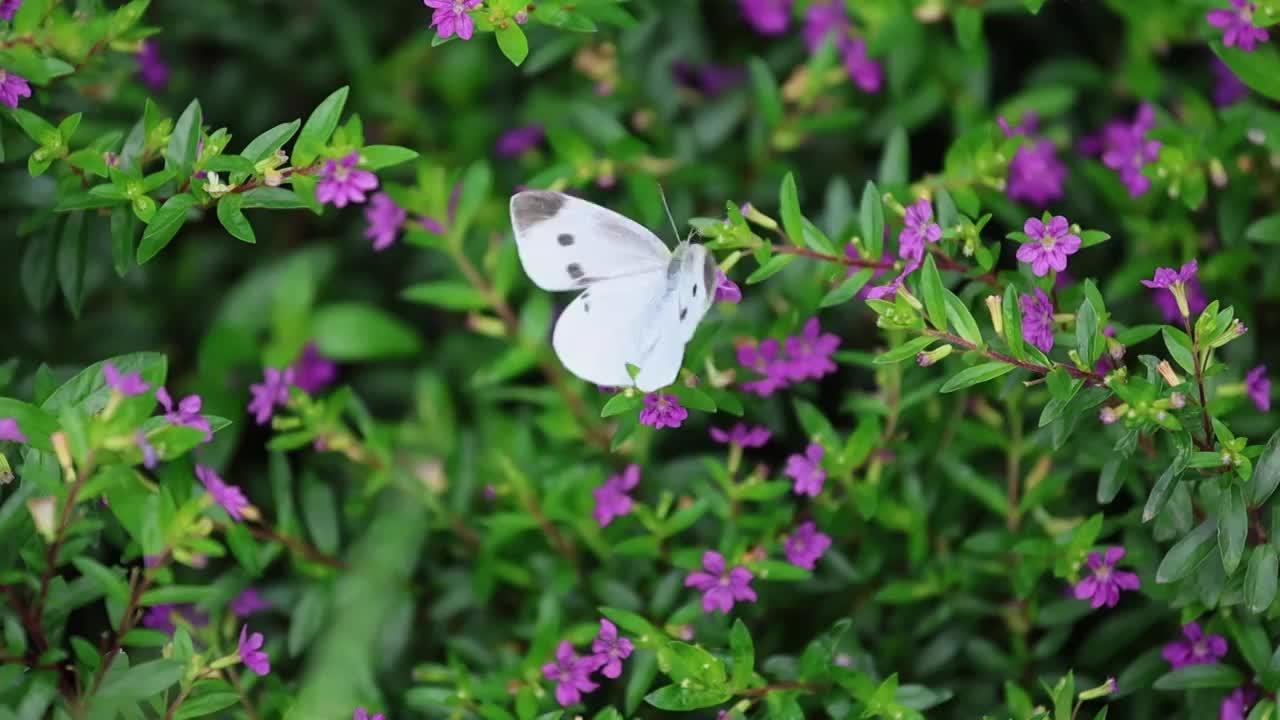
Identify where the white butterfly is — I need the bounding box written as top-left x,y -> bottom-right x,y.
509,190 -> 718,392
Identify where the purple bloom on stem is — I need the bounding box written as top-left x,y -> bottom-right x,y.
590,619 -> 634,679
248,367 -> 294,425
353,708 -> 385,720
1207,0 -> 1269,51
197,464 -> 250,522
1016,216 -> 1080,277
1000,116 -> 1067,205
104,362 -> 150,397
316,153 -> 378,208
156,388 -> 212,441
898,199 -> 942,264
0,0 -> 21,21
0,69 -> 31,109
1142,260 -> 1200,290
291,342 -> 337,394
1212,58 -> 1249,107
137,40 -> 170,91
709,423 -> 771,448
1073,546 -> 1141,609
424,0 -> 481,40
1247,365 -> 1271,412
0,417 -> 27,443
785,318 -> 840,381
684,551 -> 757,614
1221,687 -> 1257,720
1153,275 -> 1207,322
738,0 -> 792,35
738,339 -> 788,396
496,124 -> 544,157
238,625 -> 270,676
714,270 -> 741,303
141,603 -> 209,636
136,431 -> 157,469
363,193 -> 407,251
803,0 -> 848,51
541,641 -> 600,707
784,521 -> 832,570
785,443 -> 826,497
1019,288 -> 1056,353
639,394 -> 688,429
592,464 -> 640,527
1086,104 -> 1162,197
231,588 -> 271,618
841,37 -> 882,93
1162,623 -> 1228,669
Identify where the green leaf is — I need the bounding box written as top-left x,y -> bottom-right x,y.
1023,0 -> 1047,12
747,58 -> 783,129
1152,663 -> 1243,691
746,254 -> 796,284
1213,40 -> 1280,103
729,619 -> 754,690
294,86 -> 350,166
42,352 -> 167,413
878,127 -> 909,185
164,99 -> 202,182
402,281 -> 490,310
70,558 -> 130,604
173,692 -> 240,720
1245,545 -> 1279,613
1001,285 -> 1024,359
1246,429 -> 1280,506
1143,450 -> 1189,522
201,155 -> 257,174
240,187 -> 308,209
820,268 -> 874,307
1156,519 -> 1217,584
779,172 -> 805,248
943,289 -> 983,347
873,335 -> 935,365
56,211 -> 87,318
96,659 -> 185,701
216,194 -> 256,244
1076,297 -> 1100,365
9,108 -> 57,145
300,473 -> 340,554
600,392 -> 642,418
1220,485 -> 1248,575
953,7 -> 983,52
453,160 -> 493,231
1161,327 -> 1196,377
137,194 -> 195,264
496,24 -> 530,66
310,303 -> 422,360
240,120 -> 302,163
939,362 -> 1014,393
920,255 -> 946,331
644,685 -> 732,711
139,585 -> 219,605
0,398 -> 58,451
860,181 -> 884,259
360,145 -> 419,170
21,223 -> 58,312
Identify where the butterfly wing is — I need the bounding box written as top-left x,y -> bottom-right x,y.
672,243 -> 718,343
551,271 -> 682,391
510,190 -> 671,292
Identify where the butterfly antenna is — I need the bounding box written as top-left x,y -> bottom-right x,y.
658,183 -> 682,245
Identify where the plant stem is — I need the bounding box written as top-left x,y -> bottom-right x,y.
922,329 -> 1107,385
1183,316 -> 1215,451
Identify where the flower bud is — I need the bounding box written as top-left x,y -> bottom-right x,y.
916,344 -> 953,367
984,295 -> 1004,337
741,203 -> 779,231
1169,392 -> 1186,409
1078,678 -> 1118,701
1099,406 -> 1121,425
1157,360 -> 1183,387
28,496 -> 57,542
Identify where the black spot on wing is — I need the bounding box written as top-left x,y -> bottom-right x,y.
511,191 -> 565,232
680,308 -> 688,320
567,263 -> 584,280
691,284 -> 698,298
557,233 -> 574,246
702,254 -> 717,296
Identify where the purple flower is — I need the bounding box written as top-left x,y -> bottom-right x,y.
248,367 -> 294,425
784,521 -> 832,570
238,625 -> 270,676
137,40 -> 170,91
104,362 -> 150,397
709,423 -> 771,448
541,641 -> 600,707
197,464 -> 250,522
592,464 -> 640,527
353,708 -> 385,720
362,193 -> 407,251
1221,687 -> 1257,720
714,270 -> 741,303
1019,288 -> 1056,353
1247,365 -> 1271,412
0,69 -> 31,109
1153,275 -> 1207,322
785,318 -> 839,381
845,243 -> 891,297
639,394 -> 688,429
672,62 -> 746,97
1162,623 -> 1228,669
141,603 -> 209,636
684,551 -> 757,614
316,153 -> 378,208
0,417 -> 27,443
898,199 -> 942,264
804,0 -> 848,51
156,388 -> 212,441
0,0 -> 21,21
590,619 -> 634,679
864,271 -> 908,301
841,37 -> 882,93
136,431 -> 157,469
1085,104 -> 1162,197
1142,260 -> 1199,290
1073,546 -> 1141,609
291,342 -> 337,394
999,116 -> 1067,205
738,0 -> 791,35
785,443 -> 826,497
1207,0 -> 1269,51
496,124 -> 544,157
1016,216 -> 1080,277
231,588 -> 271,618
738,339 -> 789,396
425,0 -> 481,40
1212,58 -> 1249,106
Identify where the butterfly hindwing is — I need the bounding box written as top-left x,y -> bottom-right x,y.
551,271 -> 675,390
510,190 -> 671,291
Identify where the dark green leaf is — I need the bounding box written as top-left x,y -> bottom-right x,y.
1143,450 -> 1189,523
644,685 -> 732,711
1156,519 -> 1216,584
747,58 -> 782,129
860,181 -> 884,259
402,282 -> 490,310
878,127 -> 909,185
820,268 -> 874,307
939,362 -> 1014,393
310,303 -> 422,360
1152,663 -> 1243,690
943,290 -> 983,347
1247,430 -> 1280,507
216,194 -> 256,244
361,145 -> 419,170
137,194 -> 196,264
729,620 -> 755,690
55,212 -> 87,318
1245,545 -> 1279,613
241,120 -> 301,163
164,99 -> 202,181
294,86 -> 350,166
1220,485 -> 1248,576
920,255 -> 946,331
496,24 -> 530,66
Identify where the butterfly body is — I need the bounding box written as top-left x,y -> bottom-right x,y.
509,190 -> 716,391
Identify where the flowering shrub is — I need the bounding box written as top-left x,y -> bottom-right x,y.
3,1 -> 1280,719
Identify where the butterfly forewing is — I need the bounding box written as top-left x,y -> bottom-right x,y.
551,272 -> 675,390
